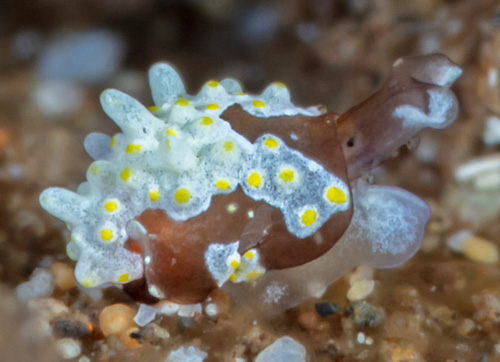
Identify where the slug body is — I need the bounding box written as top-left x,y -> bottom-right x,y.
40,54 -> 461,308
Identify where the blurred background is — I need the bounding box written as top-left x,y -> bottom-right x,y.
1,0 -> 500,361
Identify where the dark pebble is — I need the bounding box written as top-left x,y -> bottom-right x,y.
52,319 -> 89,338
130,331 -> 142,340
315,302 -> 339,318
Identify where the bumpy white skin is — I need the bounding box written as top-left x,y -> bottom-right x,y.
39,63 -> 350,289
224,184 -> 431,316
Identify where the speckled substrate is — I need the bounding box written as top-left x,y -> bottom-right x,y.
2,0 -> 500,361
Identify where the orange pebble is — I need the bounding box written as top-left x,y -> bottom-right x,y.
85,321 -> 94,333
99,303 -> 137,337
50,262 -> 77,291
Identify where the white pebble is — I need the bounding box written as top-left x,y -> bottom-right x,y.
483,116 -> 500,146
134,303 -> 157,327
446,229 -> 473,253
347,280 -> 375,302
205,303 -> 218,317
16,268 -> 55,302
454,155 -> 500,183
55,338 -> 82,359
32,80 -> 84,118
255,337 -> 306,362
357,332 -> 365,344
37,30 -> 125,84
165,346 -> 207,362
473,168 -> 500,190
178,304 -> 202,318
157,301 -> 180,316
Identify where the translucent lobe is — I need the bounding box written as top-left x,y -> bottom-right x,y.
392,53 -> 462,87
100,89 -> 163,136
220,78 -> 243,94
39,188 -> 88,224
74,244 -> 143,288
84,132 -> 112,160
224,184 -> 430,315
343,185 -> 430,267
148,63 -> 186,106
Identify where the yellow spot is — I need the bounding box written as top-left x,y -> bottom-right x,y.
236,92 -> 245,96
301,209 -> 317,227
280,169 -> 294,183
264,138 -> 278,149
81,280 -> 91,288
229,274 -> 237,282
104,201 -> 117,213
246,271 -> 261,280
126,144 -> 142,154
120,167 -> 132,182
110,136 -> 116,147
118,273 -> 129,283
201,116 -> 213,126
174,188 -> 190,204
165,139 -> 172,150
175,99 -> 189,107
248,172 -> 262,188
148,105 -> 160,112
216,180 -> 230,191
166,128 -> 177,136
208,80 -> 219,88
149,189 -> 160,202
244,251 -> 254,260
206,103 -> 219,111
230,260 -> 240,269
273,82 -> 286,88
252,100 -> 265,108
101,229 -> 113,242
227,203 -> 238,213
326,187 -> 347,204
223,141 -> 234,152
89,164 -> 100,176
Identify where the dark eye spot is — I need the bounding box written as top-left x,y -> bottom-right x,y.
347,137 -> 355,147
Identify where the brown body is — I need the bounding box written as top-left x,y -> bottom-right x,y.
126,107 -> 353,304
123,54 -> 461,304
